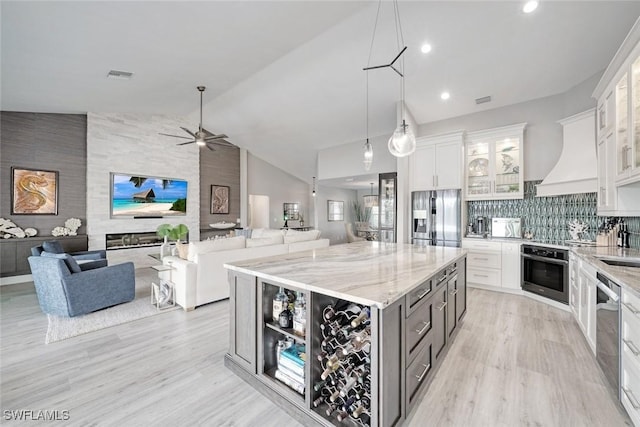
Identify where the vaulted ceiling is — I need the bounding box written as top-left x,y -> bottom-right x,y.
3,1 -> 640,181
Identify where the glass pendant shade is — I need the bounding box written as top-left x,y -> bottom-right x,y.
363,139 -> 373,171
388,120 -> 416,157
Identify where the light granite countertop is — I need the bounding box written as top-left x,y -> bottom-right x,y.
570,246 -> 640,296
224,242 -> 467,309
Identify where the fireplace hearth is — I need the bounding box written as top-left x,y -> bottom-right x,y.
106,232 -> 163,250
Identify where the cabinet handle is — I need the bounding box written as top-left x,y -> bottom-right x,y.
415,321 -> 431,335
473,273 -> 489,278
623,388 -> 640,410
627,146 -> 632,170
450,289 -> 458,296
415,363 -> 431,382
435,175 -> 439,188
473,257 -> 489,261
624,339 -> 640,356
623,302 -> 640,315
417,288 -> 431,300
433,175 -> 436,188
437,301 -> 447,311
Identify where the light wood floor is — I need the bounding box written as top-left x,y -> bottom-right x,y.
0,277 -> 631,426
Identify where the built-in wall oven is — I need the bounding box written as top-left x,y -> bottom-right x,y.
521,244 -> 569,304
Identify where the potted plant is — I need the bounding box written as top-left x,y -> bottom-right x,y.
156,224 -> 189,259
351,201 -> 371,232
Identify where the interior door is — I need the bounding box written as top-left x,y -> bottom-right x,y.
378,172 -> 397,243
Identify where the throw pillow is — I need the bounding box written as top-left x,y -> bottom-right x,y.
246,235 -> 284,248
42,240 -> 64,254
283,230 -> 321,244
41,251 -> 82,273
252,228 -> 285,239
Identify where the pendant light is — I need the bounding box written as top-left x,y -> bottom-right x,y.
312,176 -> 316,197
363,71 -> 373,171
363,182 -> 378,208
364,0 -> 415,158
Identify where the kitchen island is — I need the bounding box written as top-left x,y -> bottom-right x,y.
224,241 -> 467,427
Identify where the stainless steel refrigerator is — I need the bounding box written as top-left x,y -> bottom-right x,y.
412,190 -> 461,247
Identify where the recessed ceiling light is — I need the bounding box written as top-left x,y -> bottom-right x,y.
421,43 -> 432,54
523,1 -> 538,14
441,92 -> 450,100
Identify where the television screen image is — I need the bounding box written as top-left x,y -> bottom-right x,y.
111,173 -> 188,217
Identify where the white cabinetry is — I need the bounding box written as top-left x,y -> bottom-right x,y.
593,19 -> 640,215
462,239 -> 521,292
570,254 -> 596,354
409,131 -> 463,191
622,288 -> 640,426
465,123 -> 526,200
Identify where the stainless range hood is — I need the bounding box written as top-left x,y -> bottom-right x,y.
536,109 -> 597,197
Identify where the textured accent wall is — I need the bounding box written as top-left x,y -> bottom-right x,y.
200,145 -> 240,231
86,113 -> 200,251
0,112 -> 87,235
468,181 -> 640,247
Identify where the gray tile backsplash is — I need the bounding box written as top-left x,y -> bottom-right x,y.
467,180 -> 640,248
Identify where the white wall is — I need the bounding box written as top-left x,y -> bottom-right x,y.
417,72 -> 601,181
247,153 -> 311,229
317,133 -> 397,180
86,113 -> 200,251
315,185 -> 357,245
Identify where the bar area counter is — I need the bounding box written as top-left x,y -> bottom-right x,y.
224,242 -> 467,427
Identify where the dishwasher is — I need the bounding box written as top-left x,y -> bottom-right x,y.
596,272 -> 621,400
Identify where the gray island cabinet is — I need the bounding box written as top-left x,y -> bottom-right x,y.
224,242 -> 467,427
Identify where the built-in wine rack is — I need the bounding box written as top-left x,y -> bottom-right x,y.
312,298 -> 372,427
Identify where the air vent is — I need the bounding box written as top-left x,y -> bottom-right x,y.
107,70 -> 134,80
475,95 -> 492,105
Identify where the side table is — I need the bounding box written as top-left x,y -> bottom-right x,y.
150,263 -> 176,310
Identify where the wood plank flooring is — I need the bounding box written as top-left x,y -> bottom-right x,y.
0,276 -> 631,426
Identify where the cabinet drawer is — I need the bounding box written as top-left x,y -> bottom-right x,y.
467,267 -> 501,287
462,239 -> 501,251
406,342 -> 432,408
466,251 -> 501,269
623,306 -> 640,371
622,351 -> 640,427
406,278 -> 432,316
406,299 -> 432,364
623,289 -> 640,319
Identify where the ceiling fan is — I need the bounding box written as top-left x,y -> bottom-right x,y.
159,86 -> 232,151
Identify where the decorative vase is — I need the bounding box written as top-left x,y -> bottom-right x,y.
160,236 -> 171,260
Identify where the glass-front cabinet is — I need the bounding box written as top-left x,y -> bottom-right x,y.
614,52 -> 640,184
465,123 -> 526,200
633,56 -> 640,172
616,73 -> 629,180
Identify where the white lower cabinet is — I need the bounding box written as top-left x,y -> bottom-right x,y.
622,289 -> 640,426
571,256 -> 596,354
462,239 -> 521,291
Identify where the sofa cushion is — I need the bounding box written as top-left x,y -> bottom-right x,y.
41,251 -> 82,273
246,235 -> 284,248
251,228 -> 284,239
187,236 -> 246,262
42,240 -> 65,254
283,229 -> 321,244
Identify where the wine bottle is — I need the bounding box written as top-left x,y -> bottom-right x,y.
293,291 -> 306,336
278,307 -> 293,328
321,363 -> 338,380
322,300 -> 351,321
336,411 -> 349,422
312,388 -> 331,407
351,307 -> 370,328
272,287 -> 288,322
325,403 -> 338,417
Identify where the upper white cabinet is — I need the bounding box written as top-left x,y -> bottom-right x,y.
465,123 -> 526,200
409,131 -> 463,191
593,18 -> 640,216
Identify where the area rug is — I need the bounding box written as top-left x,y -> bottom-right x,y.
45,268 -> 179,343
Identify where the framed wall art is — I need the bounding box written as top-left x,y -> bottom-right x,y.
11,167 -> 59,215
327,200 -> 344,222
210,185 -> 230,214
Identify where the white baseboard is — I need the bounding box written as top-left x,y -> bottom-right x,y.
1,274 -> 32,286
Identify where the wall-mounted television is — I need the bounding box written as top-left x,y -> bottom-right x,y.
111,173 -> 188,218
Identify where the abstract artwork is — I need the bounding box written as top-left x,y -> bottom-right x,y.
11,167 -> 58,215
211,185 -> 230,214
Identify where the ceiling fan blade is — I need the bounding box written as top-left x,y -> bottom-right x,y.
159,132 -> 192,140
201,128 -> 229,139
180,127 -> 197,138
206,139 -> 234,147
205,143 -> 217,151
204,134 -> 229,141
177,140 -> 196,146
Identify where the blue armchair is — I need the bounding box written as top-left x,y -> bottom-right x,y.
31,240 -> 108,270
27,255 -> 136,317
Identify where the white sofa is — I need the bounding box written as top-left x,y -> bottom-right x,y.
162,229 -> 329,310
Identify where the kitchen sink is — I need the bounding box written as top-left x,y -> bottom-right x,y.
596,257 -> 640,268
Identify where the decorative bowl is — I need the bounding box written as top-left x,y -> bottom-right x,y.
209,221 -> 236,230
